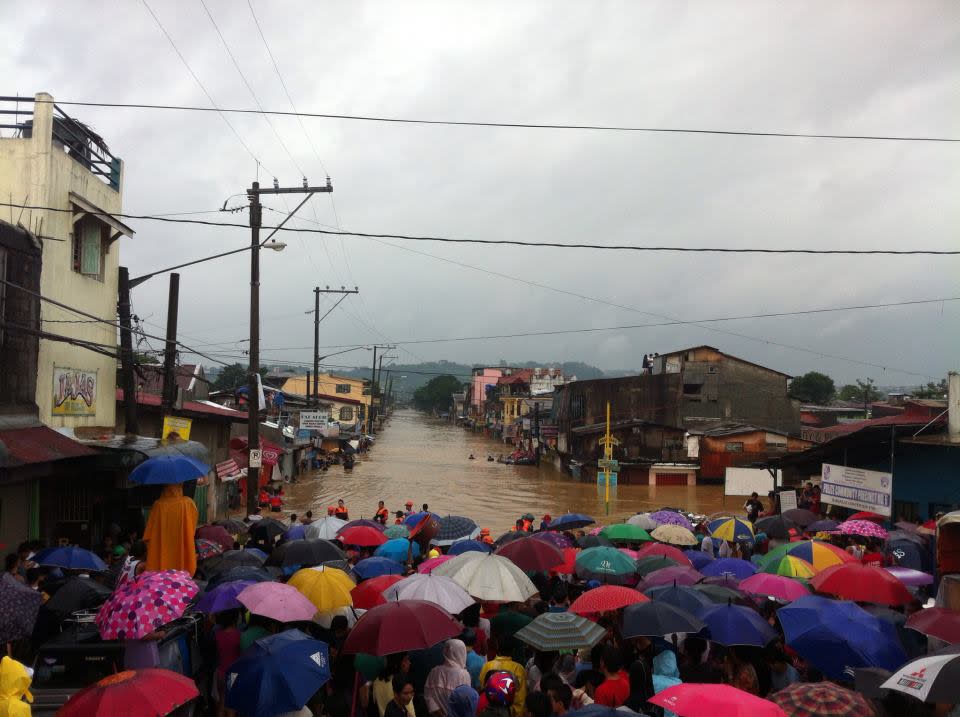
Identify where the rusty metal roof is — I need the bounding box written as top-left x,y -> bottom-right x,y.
0,425 -> 96,468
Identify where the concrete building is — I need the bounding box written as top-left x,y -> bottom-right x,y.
0,93 -> 131,429
470,367 -> 506,419
281,373 -> 371,428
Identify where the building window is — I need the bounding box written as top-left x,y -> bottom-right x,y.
72,219 -> 104,279
339,406 -> 354,421
335,383 -> 351,394
724,441 -> 744,453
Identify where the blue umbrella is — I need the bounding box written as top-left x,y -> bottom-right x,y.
226,629 -> 331,717
698,603 -> 777,647
684,550 -> 714,570
33,546 -> 107,571
548,513 -> 595,531
354,557 -> 404,580
128,454 -> 210,485
244,547 -> 268,560
403,511 -> 439,529
644,584 -> 714,614
195,580 -> 255,613
374,538 -> 420,563
701,558 -> 758,580
284,524 -> 307,541
777,594 -> 907,680
447,540 -> 491,556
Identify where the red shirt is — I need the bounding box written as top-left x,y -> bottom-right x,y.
862,552 -> 884,567
594,671 -> 629,707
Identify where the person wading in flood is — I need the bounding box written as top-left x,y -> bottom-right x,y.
375,501 -> 389,525
335,499 -> 349,520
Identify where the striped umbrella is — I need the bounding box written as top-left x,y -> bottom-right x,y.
760,555 -> 818,579
762,541 -> 854,571
771,681 -> 876,717
515,611 -> 607,651
709,517 -> 755,543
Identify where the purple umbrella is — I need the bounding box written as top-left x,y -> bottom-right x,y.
195,580 -> 256,613
701,574 -> 742,590
649,511 -> 693,531
531,532 -> 574,549
284,524 -> 307,541
884,567 -> 934,587
684,550 -> 715,571
701,558 -> 758,580
637,565 -> 702,590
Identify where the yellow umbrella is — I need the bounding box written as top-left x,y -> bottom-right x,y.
288,566 -> 354,611
650,524 -> 698,546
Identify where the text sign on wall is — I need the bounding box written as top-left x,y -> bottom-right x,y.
162,416 -> 192,441
821,463 -> 893,517
52,367 -> 97,416
779,490 -> 798,513
299,410 -> 330,429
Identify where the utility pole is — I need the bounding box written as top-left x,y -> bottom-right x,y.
533,401 -> 541,466
311,286 -> 359,406
368,345 -> 378,435
161,272 -> 180,412
117,267 -> 138,434
245,177 -> 332,516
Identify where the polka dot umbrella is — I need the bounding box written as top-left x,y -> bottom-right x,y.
96,571 -> 198,640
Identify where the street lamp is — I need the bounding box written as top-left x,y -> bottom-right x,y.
265,240 -> 287,252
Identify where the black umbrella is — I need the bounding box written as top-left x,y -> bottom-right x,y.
754,516 -> 795,540
44,577 -> 112,619
206,566 -> 274,589
217,518 -> 250,534
780,508 -> 818,527
201,549 -> 266,578
577,535 -> 612,549
495,531 -> 530,548
887,540 -> 924,571
621,601 -> 705,638
267,539 -> 345,567
0,574 -> 41,642
249,518 -> 287,541
433,516 -> 480,546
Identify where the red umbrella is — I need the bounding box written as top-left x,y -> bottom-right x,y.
810,563 -> 913,606
196,524 -> 234,551
336,526 -> 388,548
906,607 -> 960,644
58,668 -> 199,716
637,543 -> 692,566
341,599 -> 461,656
351,574 -> 404,609
649,683 -> 787,717
549,548 -> 578,575
849,511 -> 886,524
495,538 -> 564,572
569,585 -> 649,615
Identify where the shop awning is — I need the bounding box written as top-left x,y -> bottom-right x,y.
0,425 -> 96,468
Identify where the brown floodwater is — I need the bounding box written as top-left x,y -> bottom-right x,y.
283,409 -> 729,534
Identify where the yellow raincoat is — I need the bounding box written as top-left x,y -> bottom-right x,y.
0,657 -> 32,717
143,484 -> 199,575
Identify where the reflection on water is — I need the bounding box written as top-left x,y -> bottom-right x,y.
283,409 -> 729,534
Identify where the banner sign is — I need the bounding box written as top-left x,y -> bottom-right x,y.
778,490 -> 798,513
299,410 -> 330,429
52,367 -> 97,416
162,416 -> 192,441
821,463 -> 893,516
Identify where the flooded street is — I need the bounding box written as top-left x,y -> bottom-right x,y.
284,409 -> 728,533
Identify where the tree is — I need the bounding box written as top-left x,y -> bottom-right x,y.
838,378 -> 883,405
914,379 -> 947,399
413,375 -> 464,412
212,363 -> 267,391
789,371 -> 836,404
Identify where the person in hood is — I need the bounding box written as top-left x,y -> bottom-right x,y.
425,639 -> 471,717
652,650 -> 682,717
0,656 -> 32,717
445,684 -> 478,717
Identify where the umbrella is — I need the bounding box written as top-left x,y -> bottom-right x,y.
575,547 -> 638,584
763,540 -> 855,570
351,574 -> 404,609
639,543 -> 693,566
195,538 -> 224,561
887,540 -> 925,571
739,573 -> 810,603
206,566 -> 274,589
635,556 -> 679,574
879,645 -> 960,703
806,520 -> 839,533
649,510 -> 694,530
811,563 -> 913,605
650,683 -> 786,717
885,566 -> 933,587
754,516 -> 795,541
283,524 -> 307,541
701,574 -> 741,588
96,570 -> 198,640
701,558 -> 757,580
637,566 -> 702,590
531,531 -> 574,549
447,539 -> 492,556
496,538 -> 565,572
268,539 -> 346,568
549,547 -> 578,576
337,526 -> 388,547
849,511 -> 886,523
627,513 -> 659,531
196,524 -> 234,550
770,681 -> 875,717
515,611 -> 607,651
287,566 -> 354,612
621,601 -> 705,638
195,580 -> 256,613
203,550 -> 265,578
491,609 -> 533,640
693,583 -> 743,603
495,531 -> 529,548
58,668 -> 199,717
433,516 -> 481,546
238,582 -> 318,623
569,585 -> 648,615
644,584 -> 714,614
403,511 -> 439,528
342,519 -> 385,532
305,516 -> 348,540
342,599 -> 462,656
778,595 -> 906,680
835,520 -> 888,539
781,508 -> 819,527
600,524 -> 653,543
685,551 -> 714,570
709,517 -> 755,542
375,538 -> 420,563
548,513 -> 595,530
433,553 -> 538,602
699,603 -> 777,647
44,576 -> 112,619
651,524 -> 698,546
576,535 -> 612,549
382,573 -> 474,614
33,546 -> 107,572
245,547 -> 268,559
217,518 -> 249,534
906,607 -> 960,644
249,518 -> 287,541
226,630 -> 331,717
128,454 -> 209,485
384,524 -> 410,539
760,555 -> 818,579
354,557 -> 404,580
418,555 -> 455,574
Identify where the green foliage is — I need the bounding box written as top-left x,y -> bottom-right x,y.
914,379 -> 947,399
838,378 -> 883,404
789,371 -> 836,404
212,363 -> 267,391
413,375 -> 464,412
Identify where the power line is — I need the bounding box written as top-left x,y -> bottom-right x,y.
3,202 -> 954,255
40,99 -> 960,143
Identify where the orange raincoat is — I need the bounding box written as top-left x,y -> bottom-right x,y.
143,484 -> 199,575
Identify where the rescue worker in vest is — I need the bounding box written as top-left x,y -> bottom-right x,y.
479,528 -> 494,545
269,488 -> 283,513
327,505 -> 337,517
404,500 -> 415,517
335,499 -> 349,521
375,500 -> 389,525
258,489 -> 270,508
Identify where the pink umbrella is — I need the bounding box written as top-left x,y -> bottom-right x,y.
618,548 -> 639,560
739,573 -> 810,602
237,582 -> 318,623
637,543 -> 693,567
588,526 -> 604,536
96,571 -> 198,640
835,520 -> 888,539
650,684 -> 787,717
637,565 -> 701,590
196,525 -> 234,551
418,555 -> 455,574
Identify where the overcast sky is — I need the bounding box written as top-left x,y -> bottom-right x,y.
3,2 -> 958,385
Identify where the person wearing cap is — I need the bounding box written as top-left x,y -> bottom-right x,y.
327,506 -> 337,517
479,528 -> 493,546
404,501 -> 415,517
539,515 -> 552,532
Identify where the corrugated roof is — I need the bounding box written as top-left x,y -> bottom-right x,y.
0,425 -> 96,468
658,345 -> 792,378
117,389 -> 246,420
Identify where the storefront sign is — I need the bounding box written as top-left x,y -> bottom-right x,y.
299,410 -> 330,429
52,367 -> 97,416
162,416 -> 193,441
821,463 -> 893,516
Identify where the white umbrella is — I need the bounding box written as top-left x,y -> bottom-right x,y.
432,552 -> 538,603
381,573 -> 475,614
314,605 -> 365,629
627,513 -> 659,531
305,517 -> 347,541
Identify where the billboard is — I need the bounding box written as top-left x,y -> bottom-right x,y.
724,467 -> 781,497
52,367 -> 97,416
299,410 -> 330,429
821,463 -> 892,516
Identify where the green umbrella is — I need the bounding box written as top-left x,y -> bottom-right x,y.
692,584 -> 742,603
635,556 -> 679,575
384,525 -> 410,539
514,612 -> 607,652
575,547 -> 639,584
600,524 -> 653,543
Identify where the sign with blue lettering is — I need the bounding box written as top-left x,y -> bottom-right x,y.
821,463 -> 892,517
